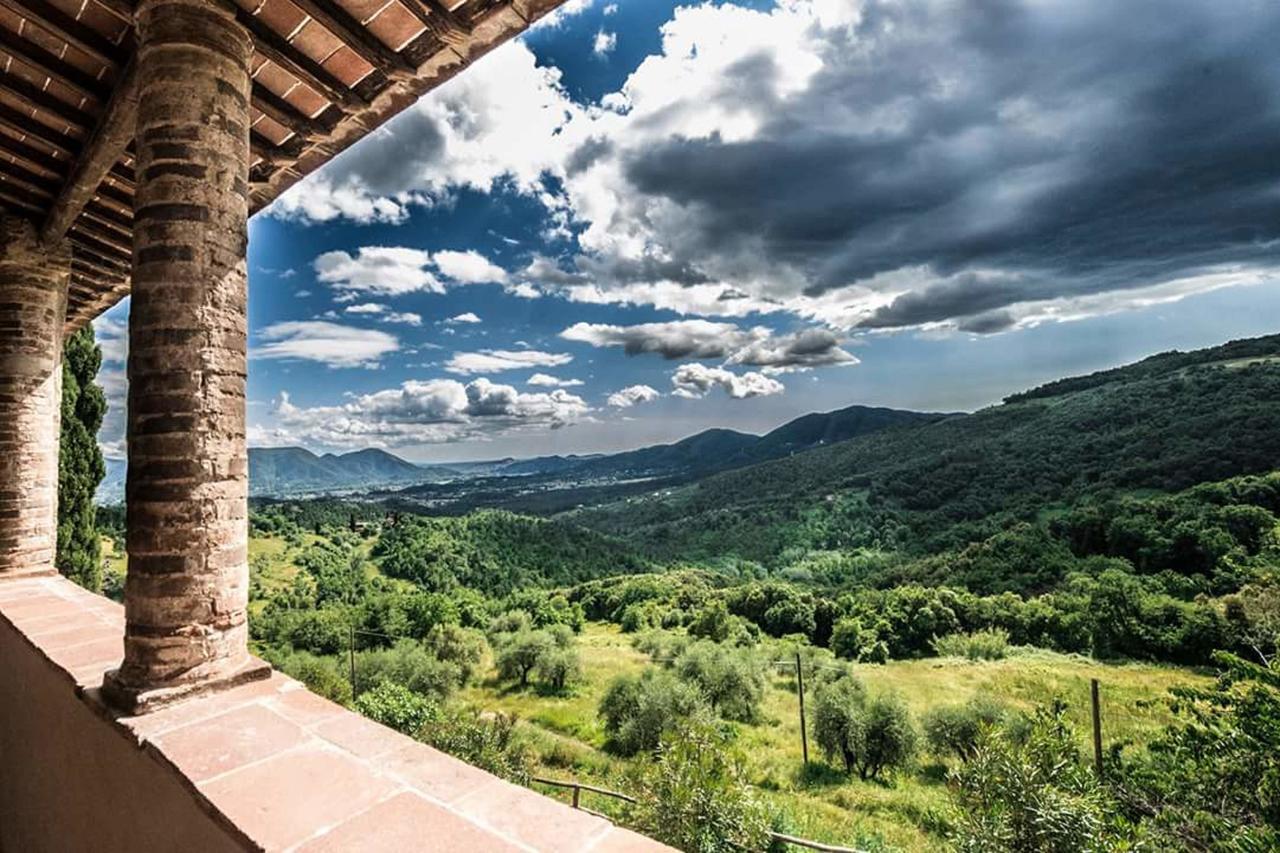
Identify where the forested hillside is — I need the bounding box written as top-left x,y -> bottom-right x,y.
570,335 -> 1280,564
372,510 -> 651,595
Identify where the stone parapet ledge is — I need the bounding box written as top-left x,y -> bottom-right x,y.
0,574 -> 669,852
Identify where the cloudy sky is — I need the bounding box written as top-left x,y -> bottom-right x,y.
95,0 -> 1280,461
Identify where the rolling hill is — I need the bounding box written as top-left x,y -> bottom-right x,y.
566,333 -> 1280,564
487,404 -> 941,482
249,447 -> 443,495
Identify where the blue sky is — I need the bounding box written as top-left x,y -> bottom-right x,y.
94,0 -> 1280,462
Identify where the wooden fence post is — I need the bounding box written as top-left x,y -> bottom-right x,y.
1090,678 -> 1104,777
796,651 -> 809,766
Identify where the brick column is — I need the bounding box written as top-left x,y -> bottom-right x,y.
103,0 -> 268,713
0,218 -> 70,579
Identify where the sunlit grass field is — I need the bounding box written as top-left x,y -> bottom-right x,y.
460,623 -> 1208,851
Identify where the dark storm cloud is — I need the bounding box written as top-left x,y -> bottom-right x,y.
956,311 -> 1018,335
324,109 -> 447,196
565,136 -> 615,176
621,0 -> 1280,330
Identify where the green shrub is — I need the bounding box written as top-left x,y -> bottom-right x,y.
272,650 -> 353,705
1122,653 -> 1280,850
627,715 -> 773,853
632,629 -> 690,663
354,680 -> 436,735
600,668 -> 706,756
933,628 -> 1010,661
949,700 -> 1118,852
922,695 -> 1006,763
421,707 -> 532,785
355,640 -> 463,701
830,616 -> 882,661
424,624 -> 488,685
688,599 -> 734,642
673,641 -> 766,723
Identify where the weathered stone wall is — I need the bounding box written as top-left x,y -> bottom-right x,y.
0,216 -> 70,577
115,0 -> 254,691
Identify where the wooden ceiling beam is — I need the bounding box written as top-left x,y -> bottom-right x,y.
71,215 -> 129,254
89,0 -> 133,27
0,155 -> 58,197
82,200 -> 131,234
399,0 -> 470,46
0,67 -> 97,128
94,180 -> 131,209
0,125 -> 65,174
0,183 -> 42,213
0,24 -> 110,102
288,0 -> 415,79
72,256 -> 128,281
41,57 -> 137,244
0,101 -> 77,154
252,83 -> 332,140
0,0 -> 127,67
237,10 -> 367,110
68,226 -> 128,266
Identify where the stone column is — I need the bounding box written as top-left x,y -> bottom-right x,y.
103,0 -> 268,713
0,218 -> 70,578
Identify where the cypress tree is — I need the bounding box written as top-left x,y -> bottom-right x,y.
57,325 -> 107,591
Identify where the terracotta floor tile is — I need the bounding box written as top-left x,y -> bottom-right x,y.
0,579 -> 49,602
297,791 -> 525,852
266,684 -> 349,729
453,778 -> 612,853
48,635 -> 122,670
380,742 -> 498,806
314,710 -> 418,761
31,623 -> 121,651
199,746 -> 399,850
589,828 -> 670,852
153,703 -> 308,783
0,596 -> 85,624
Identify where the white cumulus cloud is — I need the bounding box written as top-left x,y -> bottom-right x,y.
607,384 -> 660,408
433,250 -> 509,284
528,373 -> 584,387
593,30 -> 617,56
671,363 -> 784,400
263,376 -> 589,449
315,247 -> 439,296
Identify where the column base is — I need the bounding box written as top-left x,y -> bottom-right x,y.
101,656 -> 273,716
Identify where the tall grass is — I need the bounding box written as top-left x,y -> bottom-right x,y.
932,628 -> 1010,661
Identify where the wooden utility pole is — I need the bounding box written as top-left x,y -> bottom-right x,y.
349,621 -> 358,699
796,651 -> 809,765
1090,678 -> 1104,777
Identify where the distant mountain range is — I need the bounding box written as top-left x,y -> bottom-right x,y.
496,405 -> 942,482
96,403 -> 940,502
569,332 -> 1280,564
249,447 -> 438,495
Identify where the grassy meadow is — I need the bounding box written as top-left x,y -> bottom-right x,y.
459,622 -> 1206,851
